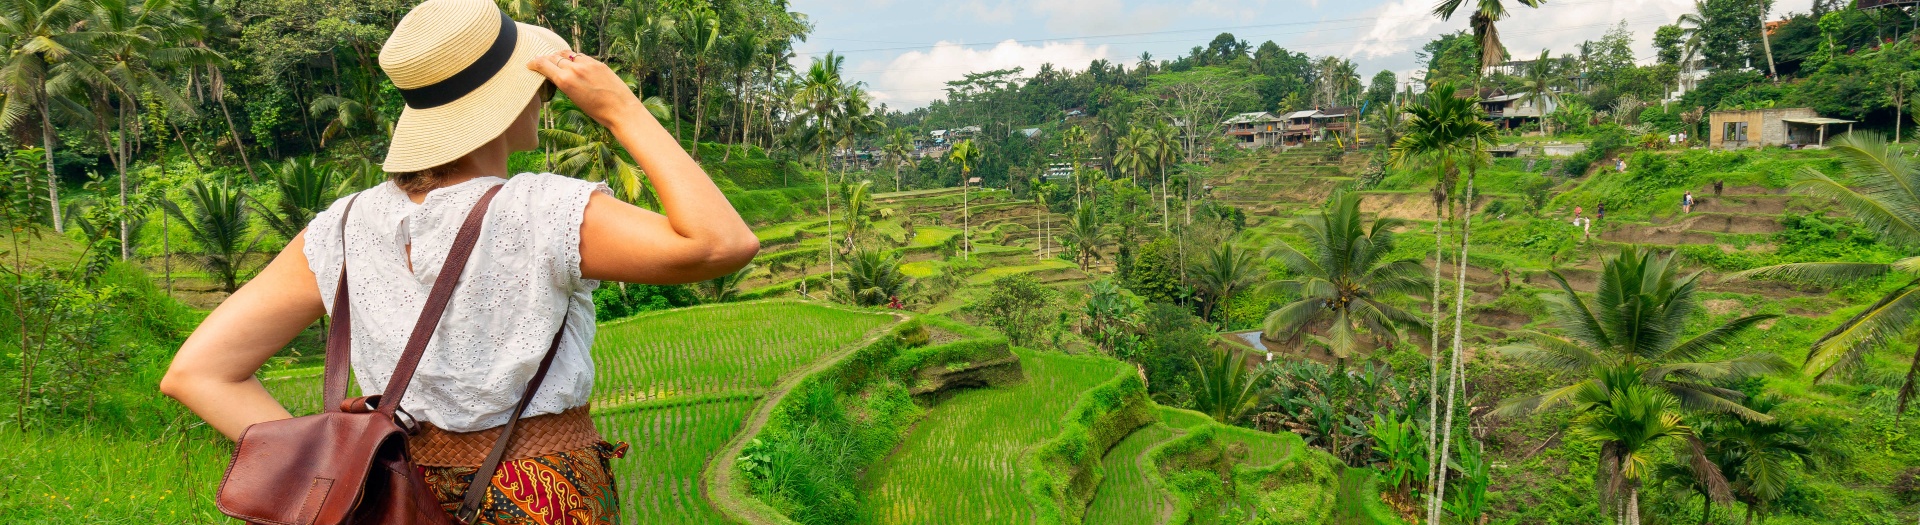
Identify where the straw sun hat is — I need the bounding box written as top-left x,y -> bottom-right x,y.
379,0 -> 570,173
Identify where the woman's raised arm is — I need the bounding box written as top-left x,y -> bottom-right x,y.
529,51 -> 759,284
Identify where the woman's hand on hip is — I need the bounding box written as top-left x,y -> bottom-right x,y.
528,51 -> 642,130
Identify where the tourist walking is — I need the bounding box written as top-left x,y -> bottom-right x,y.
160,0 -> 760,521
1595,202 -> 1605,222
1713,180 -> 1724,196
1683,191 -> 1695,214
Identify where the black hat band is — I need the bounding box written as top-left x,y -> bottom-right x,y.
398,11 -> 517,110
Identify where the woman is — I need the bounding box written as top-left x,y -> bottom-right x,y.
158,0 -> 759,522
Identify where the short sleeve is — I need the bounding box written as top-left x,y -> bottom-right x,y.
518,173 -> 612,292
303,193 -> 361,307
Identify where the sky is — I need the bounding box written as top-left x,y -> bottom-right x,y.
788,0 -> 1817,110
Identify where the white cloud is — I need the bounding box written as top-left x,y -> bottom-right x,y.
857,40 -> 1113,108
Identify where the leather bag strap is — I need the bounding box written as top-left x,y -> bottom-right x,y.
456,313 -> 571,521
321,195 -> 363,412
377,184 -> 504,413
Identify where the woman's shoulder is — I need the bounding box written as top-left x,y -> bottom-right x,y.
499,173 -> 612,207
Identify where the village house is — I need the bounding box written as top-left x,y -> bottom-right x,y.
1480,91 -> 1559,129
1708,107 -> 1855,150
1314,106 -> 1356,142
1279,110 -> 1318,146
1221,111 -> 1284,148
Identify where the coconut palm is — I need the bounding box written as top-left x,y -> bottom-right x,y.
723,31 -> 761,160
1059,205 -> 1108,271
253,157 -> 338,242
309,93 -> 391,148
1519,49 -> 1562,134
1432,0 -> 1547,72
540,100 -> 653,206
836,249 -> 912,307
1732,132 -> 1920,413
1191,347 -> 1263,424
948,139 -> 983,260
1570,366 -> 1725,525
882,128 -> 913,191
675,6 -> 720,157
1500,247 -> 1788,421
90,0 -> 213,259
1060,124 -> 1090,207
162,178 -> 258,292
1113,127 -> 1152,188
1657,395 -> 1828,525
0,0 -> 98,233
1189,243 -> 1262,323
1149,120 -> 1180,231
793,52 -> 845,277
839,180 -> 873,250
1260,190 -> 1430,363
1391,81 -> 1497,521
171,0 -> 252,181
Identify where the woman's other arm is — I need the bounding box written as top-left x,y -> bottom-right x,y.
529,52 -> 758,284
159,232 -> 325,440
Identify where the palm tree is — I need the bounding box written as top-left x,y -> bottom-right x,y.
1059,205 -> 1107,271
162,178 -> 257,292
882,128 -> 913,191
1113,127 -> 1151,188
1657,395 -> 1827,525
1520,49 -> 1562,134
676,6 -> 719,157
793,52 -> 845,277
309,93 -> 391,148
91,0 -> 212,260
540,99 -> 659,206
1432,0 -> 1547,75
1570,366 -> 1725,525
1389,82 -> 1496,512
1191,347 -> 1263,423
1500,247 -> 1788,421
1732,132 -> 1920,413
1260,191 -> 1430,364
836,249 -> 913,307
723,31 -> 761,161
1189,243 -> 1262,323
1061,124 -> 1090,207
697,263 -> 755,304
0,0 -> 97,233
254,157 -> 338,242
839,180 -> 873,250
1149,121 -> 1180,231
949,139 -> 983,260
171,0 -> 251,181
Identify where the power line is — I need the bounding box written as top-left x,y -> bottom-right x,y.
793,0 -> 1632,58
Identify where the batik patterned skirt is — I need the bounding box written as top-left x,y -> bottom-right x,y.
421,441 -> 629,525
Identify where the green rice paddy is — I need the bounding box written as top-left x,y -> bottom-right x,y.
861,348 -> 1128,524
1083,422 -> 1178,524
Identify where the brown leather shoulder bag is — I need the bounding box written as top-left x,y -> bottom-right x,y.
218,184 -> 571,525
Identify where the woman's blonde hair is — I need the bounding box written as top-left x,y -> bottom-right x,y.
390,163 -> 454,194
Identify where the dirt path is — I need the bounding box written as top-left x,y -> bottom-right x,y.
701,313 -> 907,525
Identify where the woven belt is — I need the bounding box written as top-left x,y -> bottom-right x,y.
409,405 -> 603,467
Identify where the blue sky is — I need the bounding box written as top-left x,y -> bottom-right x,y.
789,0 -> 1815,109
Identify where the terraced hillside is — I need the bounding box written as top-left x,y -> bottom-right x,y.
861,348 -> 1131,524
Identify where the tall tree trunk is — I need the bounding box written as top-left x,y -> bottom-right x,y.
117,103 -> 131,261
169,120 -> 205,173
691,63 -> 706,158
1424,185 -> 1446,523
1432,158 -> 1479,525
39,98 -> 62,233
214,68 -> 258,182
1627,486 -> 1642,525
963,173 -> 971,260
1700,493 -> 1713,525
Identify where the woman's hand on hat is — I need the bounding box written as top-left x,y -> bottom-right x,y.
528,51 -> 642,128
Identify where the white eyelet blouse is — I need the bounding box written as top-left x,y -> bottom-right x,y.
303,173 -> 610,432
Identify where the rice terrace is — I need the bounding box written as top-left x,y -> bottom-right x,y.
6,0 -> 1920,523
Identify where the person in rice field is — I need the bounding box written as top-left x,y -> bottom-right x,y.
160,0 -> 760,522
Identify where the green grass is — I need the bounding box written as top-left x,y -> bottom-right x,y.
966,258 -> 1077,285
0,428 -> 232,523
1084,422 -> 1178,524
594,399 -> 755,525
862,348 -> 1128,524
907,225 -> 959,248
